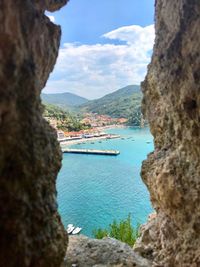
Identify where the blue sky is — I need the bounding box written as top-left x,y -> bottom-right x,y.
45,0 -> 155,99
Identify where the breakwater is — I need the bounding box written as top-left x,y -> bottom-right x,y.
62,148 -> 120,156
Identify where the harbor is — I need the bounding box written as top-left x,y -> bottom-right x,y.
62,148 -> 120,156
58,127 -> 154,237
59,133 -> 120,146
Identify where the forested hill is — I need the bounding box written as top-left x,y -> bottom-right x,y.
41,92 -> 88,109
42,85 -> 144,126
79,85 -> 142,119
43,104 -> 86,132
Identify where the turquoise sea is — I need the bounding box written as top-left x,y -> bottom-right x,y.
57,127 -> 154,237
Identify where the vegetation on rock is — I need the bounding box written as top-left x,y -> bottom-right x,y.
93,214 -> 140,247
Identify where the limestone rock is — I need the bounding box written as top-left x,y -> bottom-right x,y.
134,213 -> 159,261
64,235 -> 151,267
34,0 -> 69,12
0,1 -> 68,267
140,0 -> 200,266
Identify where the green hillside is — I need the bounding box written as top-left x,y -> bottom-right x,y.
42,85 -> 144,126
41,92 -> 88,110
43,104 -> 88,132
79,85 -> 142,122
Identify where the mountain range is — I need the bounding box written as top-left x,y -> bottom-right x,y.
42,85 -> 142,123
41,92 -> 88,109
79,85 -> 142,118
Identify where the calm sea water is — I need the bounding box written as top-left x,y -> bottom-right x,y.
57,127 -> 154,237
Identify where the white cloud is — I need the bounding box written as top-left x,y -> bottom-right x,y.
44,25 -> 155,99
103,25 -> 155,50
47,15 -> 55,23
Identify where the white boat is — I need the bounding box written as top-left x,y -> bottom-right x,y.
67,224 -> 75,234
72,227 -> 82,235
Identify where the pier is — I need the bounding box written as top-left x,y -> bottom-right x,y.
62,148 -> 120,156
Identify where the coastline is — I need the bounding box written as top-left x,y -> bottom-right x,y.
95,124 -> 128,131
58,127 -> 153,237
97,124 -> 143,131
59,124 -> 127,147
60,134 -> 120,147
59,125 -> 144,147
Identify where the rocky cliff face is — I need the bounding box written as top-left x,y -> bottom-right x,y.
140,0 -> 200,266
0,1 -> 68,267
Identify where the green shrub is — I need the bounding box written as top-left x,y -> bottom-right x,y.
93,214 -> 140,247
93,228 -> 109,239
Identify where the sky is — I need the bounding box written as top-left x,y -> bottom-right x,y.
44,0 -> 155,99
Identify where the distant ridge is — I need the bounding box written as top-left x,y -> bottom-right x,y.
99,85 -> 141,99
42,85 -> 143,126
79,85 -> 142,118
41,92 -> 88,109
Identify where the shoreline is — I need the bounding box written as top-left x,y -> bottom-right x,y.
95,124 -> 145,131
60,134 -> 120,147
95,124 -> 127,131
59,125 -> 144,147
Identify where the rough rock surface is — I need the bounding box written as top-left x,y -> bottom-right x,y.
0,1 -> 68,267
140,0 -> 200,266
134,213 -> 158,261
64,235 -> 151,267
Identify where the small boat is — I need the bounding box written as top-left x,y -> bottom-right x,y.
67,224 -> 75,234
72,227 -> 82,235
146,141 -> 151,144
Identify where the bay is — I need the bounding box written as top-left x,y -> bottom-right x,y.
57,127 -> 154,237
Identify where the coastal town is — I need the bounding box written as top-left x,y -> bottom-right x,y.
44,112 -> 125,145
80,113 -> 128,128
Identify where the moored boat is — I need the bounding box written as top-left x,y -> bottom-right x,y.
67,224 -> 75,234
72,227 -> 82,235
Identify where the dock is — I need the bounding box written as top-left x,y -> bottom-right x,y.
62,148 -> 120,156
